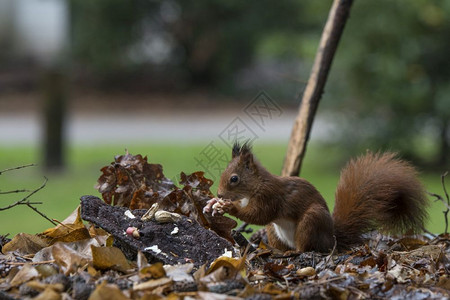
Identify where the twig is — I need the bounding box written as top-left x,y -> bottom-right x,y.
0,164 -> 36,175
421,226 -> 437,239
428,192 -> 450,210
6,260 -> 55,266
0,177 -> 56,226
442,172 -> 449,234
301,275 -> 346,286
282,0 -> 354,176
236,222 -> 253,234
442,171 -> 449,204
428,172 -> 449,234
325,235 -> 338,266
0,189 -> 32,195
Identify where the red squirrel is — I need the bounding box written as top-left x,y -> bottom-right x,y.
204,142 -> 429,252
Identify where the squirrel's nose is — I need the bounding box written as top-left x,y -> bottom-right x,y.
217,193 -> 224,198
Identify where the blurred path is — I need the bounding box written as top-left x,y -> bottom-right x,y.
0,111 -> 301,145
0,96 -> 334,146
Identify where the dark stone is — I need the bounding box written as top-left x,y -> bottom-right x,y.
71,276 -> 94,300
19,284 -> 39,298
43,274 -> 71,291
0,291 -> 16,300
80,195 -> 234,269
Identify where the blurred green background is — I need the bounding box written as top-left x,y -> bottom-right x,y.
0,0 -> 449,236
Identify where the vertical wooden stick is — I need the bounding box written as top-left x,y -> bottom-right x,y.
282,0 -> 354,177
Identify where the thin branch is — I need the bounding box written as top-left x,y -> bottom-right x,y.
442,172 -> 449,235
442,171 -> 449,205
0,177 -> 56,226
325,235 -> 338,266
0,189 -> 32,195
282,0 -> 354,176
0,163 -> 36,175
6,260 -> 55,266
236,222 -> 253,234
0,177 -> 47,210
428,192 -> 450,211
26,201 -> 56,226
421,226 -> 437,239
428,171 -> 449,234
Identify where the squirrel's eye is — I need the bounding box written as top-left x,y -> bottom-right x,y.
230,175 -> 239,183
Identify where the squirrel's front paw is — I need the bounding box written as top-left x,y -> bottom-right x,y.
203,198 -> 234,216
213,199 -> 234,216
203,198 -> 218,214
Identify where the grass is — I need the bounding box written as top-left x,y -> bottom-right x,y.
0,142 -> 448,237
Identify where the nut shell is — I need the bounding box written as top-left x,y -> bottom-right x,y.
154,210 -> 182,223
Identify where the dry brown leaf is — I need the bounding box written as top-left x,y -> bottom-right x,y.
262,283 -> 285,295
95,152 -> 174,208
437,275 -> 450,290
26,280 -> 64,293
52,242 -> 91,275
196,291 -> 242,300
33,237 -> 100,265
164,263 -> 194,282
140,262 -> 166,279
33,286 -> 62,300
264,262 -> 290,279
396,237 -> 428,250
9,264 -> 39,287
139,294 -> 167,300
387,264 -> 420,283
2,233 -> 49,255
89,281 -> 129,300
41,206 -> 91,244
207,256 -> 246,275
133,277 -> 172,292
91,245 -> 132,273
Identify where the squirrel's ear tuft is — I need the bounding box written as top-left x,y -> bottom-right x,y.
232,141 -> 253,159
240,141 -> 252,155
232,141 -> 241,158
233,141 -> 254,170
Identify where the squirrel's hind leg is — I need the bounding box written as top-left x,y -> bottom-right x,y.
295,203 -> 334,252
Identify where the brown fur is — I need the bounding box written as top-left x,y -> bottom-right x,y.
333,151 -> 429,248
217,143 -> 429,252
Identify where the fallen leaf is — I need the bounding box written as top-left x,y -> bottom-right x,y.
438,275 -> 450,290
396,237 -> 428,250
41,206 -> 91,244
26,280 -> 64,293
387,264 -> 420,283
264,262 -> 289,279
2,233 -> 48,255
196,291 -> 242,300
207,256 -> 246,276
10,264 -> 39,287
262,283 -> 285,295
140,262 -> 166,279
164,263 -> 194,282
33,286 -> 62,300
52,242 -> 91,275
91,245 -> 132,273
133,277 -> 172,291
89,281 -> 129,300
201,256 -> 247,285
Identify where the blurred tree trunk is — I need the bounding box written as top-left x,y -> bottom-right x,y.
42,68 -> 67,171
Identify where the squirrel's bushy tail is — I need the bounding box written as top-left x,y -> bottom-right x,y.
332,152 -> 428,249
